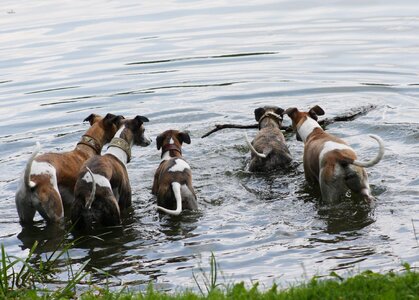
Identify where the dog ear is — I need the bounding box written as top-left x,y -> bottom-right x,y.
83,113 -> 99,125
134,115 -> 150,125
284,107 -> 298,120
254,107 -> 266,122
274,107 -> 285,117
178,131 -> 191,144
104,114 -> 124,127
156,134 -> 164,150
115,115 -> 125,127
308,105 -> 325,120
104,113 -> 116,120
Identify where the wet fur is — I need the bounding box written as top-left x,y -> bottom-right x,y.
285,105 -> 384,203
247,106 -> 292,172
15,113 -> 124,225
152,130 -> 198,215
71,116 -> 150,230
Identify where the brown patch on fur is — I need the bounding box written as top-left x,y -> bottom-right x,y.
248,106 -> 292,172
153,130 -> 197,212
285,105 -> 373,203
16,113 -> 123,225
71,116 -> 150,229
72,156 -> 128,229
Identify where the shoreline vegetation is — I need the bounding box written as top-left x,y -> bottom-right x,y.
1,244 -> 418,300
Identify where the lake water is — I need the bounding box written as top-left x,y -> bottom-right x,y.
0,0 -> 418,292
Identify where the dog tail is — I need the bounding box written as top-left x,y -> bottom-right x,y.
352,135 -> 385,168
84,167 -> 96,209
244,132 -> 266,158
157,182 -> 183,216
24,142 -> 41,189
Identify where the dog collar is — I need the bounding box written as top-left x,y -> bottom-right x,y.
161,144 -> 182,158
259,112 -> 283,129
77,135 -> 102,155
108,137 -> 131,163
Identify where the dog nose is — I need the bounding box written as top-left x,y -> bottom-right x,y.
144,135 -> 152,145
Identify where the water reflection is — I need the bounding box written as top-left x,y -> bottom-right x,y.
1,0 -> 419,292
126,52 -> 278,66
17,222 -> 66,252
318,203 -> 375,234
158,211 -> 201,240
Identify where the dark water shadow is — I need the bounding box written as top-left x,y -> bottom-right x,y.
157,210 -> 201,240
318,203 -> 375,234
294,178 -> 376,234
126,52 -> 278,66
17,222 -> 67,252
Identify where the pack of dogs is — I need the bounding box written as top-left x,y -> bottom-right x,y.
15,105 -> 385,230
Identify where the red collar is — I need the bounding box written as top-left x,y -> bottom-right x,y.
161,144 -> 182,158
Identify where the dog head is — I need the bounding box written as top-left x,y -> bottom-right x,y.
254,106 -> 284,129
83,113 -> 125,145
284,105 -> 325,141
122,115 -> 151,147
156,130 -> 191,156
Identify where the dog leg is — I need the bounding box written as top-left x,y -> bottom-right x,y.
181,184 -> 198,210
319,165 -> 346,203
15,189 -> 36,224
36,188 -> 64,223
99,194 -> 121,226
118,179 -> 132,210
157,182 -> 183,215
345,166 -> 374,202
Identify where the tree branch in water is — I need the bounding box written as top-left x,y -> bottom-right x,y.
201,104 -> 377,138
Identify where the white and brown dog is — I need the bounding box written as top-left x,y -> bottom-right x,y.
71,115 -> 151,229
15,113 -> 124,225
245,106 -> 292,172
152,130 -> 198,216
285,105 -> 384,203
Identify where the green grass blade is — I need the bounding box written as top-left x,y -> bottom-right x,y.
0,244 -> 7,296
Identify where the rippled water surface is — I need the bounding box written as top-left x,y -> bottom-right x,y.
1,0 -> 418,291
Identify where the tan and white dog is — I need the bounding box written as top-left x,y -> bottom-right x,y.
71,115 -> 150,229
245,106 -> 292,172
152,130 -> 197,215
15,113 -> 124,225
285,105 -> 384,203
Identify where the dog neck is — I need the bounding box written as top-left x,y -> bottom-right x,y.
106,127 -> 133,164
161,144 -> 182,160
76,135 -> 102,155
259,112 -> 282,130
297,117 -> 322,142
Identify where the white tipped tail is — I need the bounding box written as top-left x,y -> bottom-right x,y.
84,167 -> 96,209
157,182 -> 182,216
352,134 -> 385,168
24,142 -> 41,188
244,132 -> 266,158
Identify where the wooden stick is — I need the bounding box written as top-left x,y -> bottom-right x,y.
318,103 -> 377,127
201,124 -> 259,138
201,104 -> 377,138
